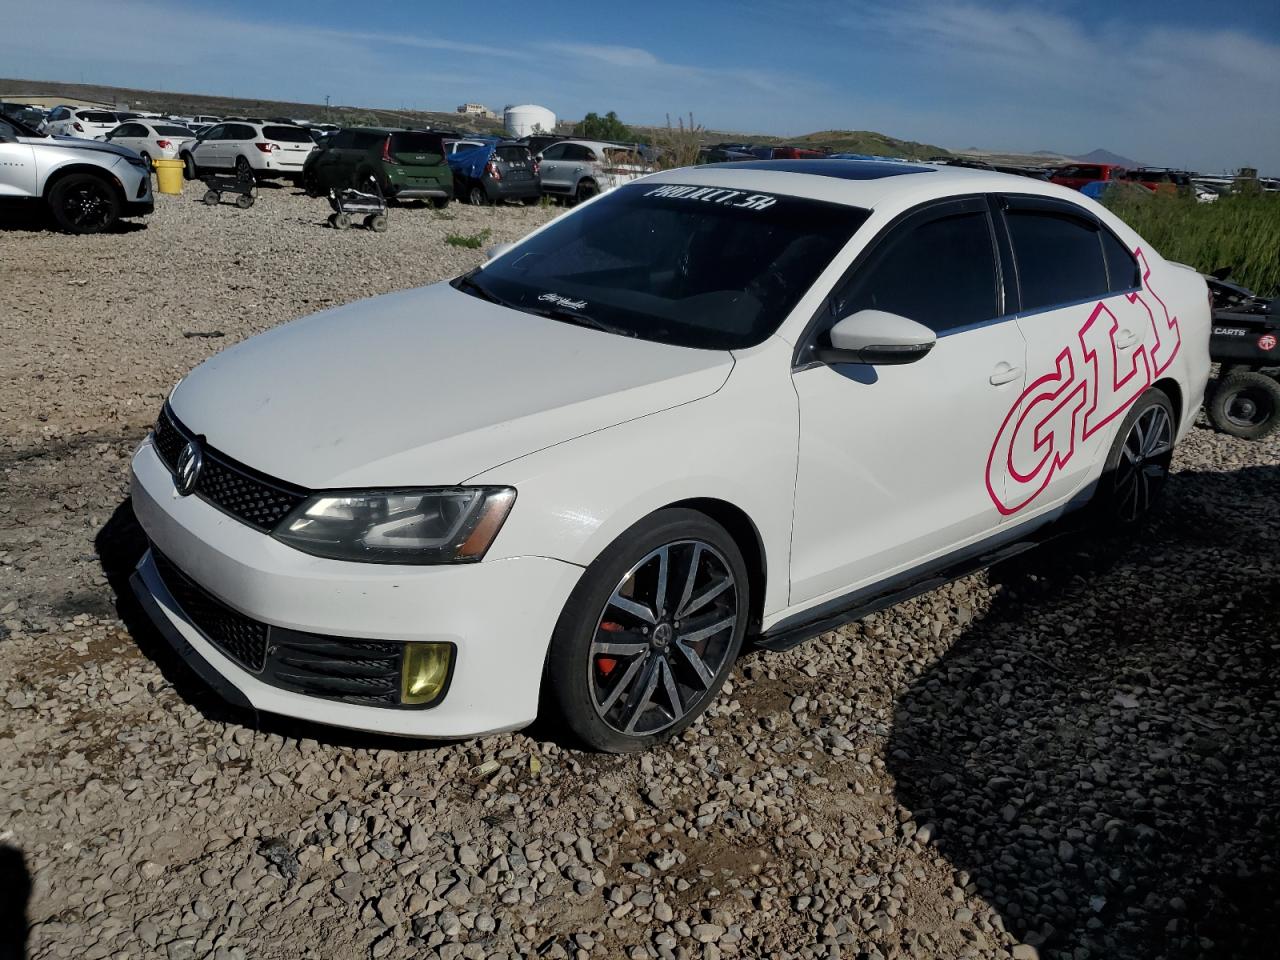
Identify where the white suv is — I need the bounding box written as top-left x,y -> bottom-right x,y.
180,121 -> 315,181
44,105 -> 120,140
129,160 -> 1210,751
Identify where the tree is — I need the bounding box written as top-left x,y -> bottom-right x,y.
574,110 -> 632,142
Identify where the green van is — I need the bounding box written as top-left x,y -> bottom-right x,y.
303,128 -> 452,206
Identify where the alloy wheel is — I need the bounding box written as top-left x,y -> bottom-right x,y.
61,181 -> 113,230
588,540 -> 738,736
1112,403 -> 1174,522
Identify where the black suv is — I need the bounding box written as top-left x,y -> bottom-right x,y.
454,142 -> 541,206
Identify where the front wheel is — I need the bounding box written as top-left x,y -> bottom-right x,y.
181,153 -> 198,180
1207,371 -> 1280,440
234,156 -> 254,182
543,509 -> 749,753
1092,390 -> 1176,526
48,174 -> 121,234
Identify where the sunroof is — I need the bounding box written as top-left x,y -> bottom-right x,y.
701,159 -> 935,180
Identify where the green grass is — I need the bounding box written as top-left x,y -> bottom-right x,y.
445,228 -> 491,250
1102,189 -> 1280,296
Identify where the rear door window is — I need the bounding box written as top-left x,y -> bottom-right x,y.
540,143 -> 567,160
833,208 -> 1000,334
1101,227 -> 1140,292
1006,209 -> 1109,311
226,124 -> 256,141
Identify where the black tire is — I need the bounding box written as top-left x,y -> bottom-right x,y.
181,152 -> 198,180
364,213 -> 388,232
47,174 -> 121,234
234,156 -> 254,183
235,194 -> 254,210
543,508 -> 749,753
202,190 -> 220,206
431,197 -> 450,210
574,179 -> 599,205
1207,371 -> 1280,440
1091,389 -> 1177,527
331,212 -> 351,230
468,183 -> 488,206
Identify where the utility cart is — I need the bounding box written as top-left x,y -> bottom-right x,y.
1205,269 -> 1280,440
200,173 -> 256,210
327,177 -> 388,232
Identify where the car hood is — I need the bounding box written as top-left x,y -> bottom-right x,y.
170,282 -> 735,488
34,135 -> 139,160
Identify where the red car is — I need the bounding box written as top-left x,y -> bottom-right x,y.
770,145 -> 826,160
1049,163 -> 1126,190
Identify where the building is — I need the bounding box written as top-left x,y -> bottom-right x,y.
456,103 -> 498,120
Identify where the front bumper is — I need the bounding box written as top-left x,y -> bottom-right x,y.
129,440 -> 582,737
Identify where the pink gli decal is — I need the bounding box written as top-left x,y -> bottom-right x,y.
985,248 -> 1181,515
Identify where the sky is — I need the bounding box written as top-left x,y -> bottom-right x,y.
3,0 -> 1277,172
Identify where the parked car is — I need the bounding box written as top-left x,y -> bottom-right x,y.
1049,162 -> 1126,191
180,121 -> 316,181
100,120 -> 197,166
302,127 -> 452,206
127,159 -> 1208,751
0,112 -> 153,233
44,106 -> 120,140
1121,168 -> 1193,195
537,139 -> 650,204
191,115 -> 221,126
449,140 -> 540,205
699,147 -> 754,163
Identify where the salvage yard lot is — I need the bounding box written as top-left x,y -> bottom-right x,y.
1,186 -> 1278,960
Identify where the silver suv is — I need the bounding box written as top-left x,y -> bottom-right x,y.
0,114 -> 154,233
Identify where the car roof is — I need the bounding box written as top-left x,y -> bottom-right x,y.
640,159 -> 1107,212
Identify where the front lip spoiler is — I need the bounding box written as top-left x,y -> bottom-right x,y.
129,564 -> 256,713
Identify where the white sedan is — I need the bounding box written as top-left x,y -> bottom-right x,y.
101,120 -> 196,165
128,160 -> 1210,751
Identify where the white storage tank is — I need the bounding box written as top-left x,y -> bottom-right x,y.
504,104 -> 556,138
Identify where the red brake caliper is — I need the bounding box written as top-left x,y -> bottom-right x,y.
598,621 -> 623,676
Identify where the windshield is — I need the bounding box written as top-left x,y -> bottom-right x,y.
459,181 -> 869,349
263,125 -> 311,142
390,131 -> 444,160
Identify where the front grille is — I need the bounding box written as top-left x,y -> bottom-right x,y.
151,548 -> 405,706
152,549 -> 269,672
152,405 -> 309,531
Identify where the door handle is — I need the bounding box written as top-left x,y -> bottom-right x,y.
989,362 -> 1023,386
1115,329 -> 1139,349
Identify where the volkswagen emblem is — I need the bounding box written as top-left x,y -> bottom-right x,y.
175,439 -> 204,496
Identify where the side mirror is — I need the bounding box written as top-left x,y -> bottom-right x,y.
485,242 -> 515,261
816,309 -> 936,366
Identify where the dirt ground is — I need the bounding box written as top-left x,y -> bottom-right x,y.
1,185 -> 1277,960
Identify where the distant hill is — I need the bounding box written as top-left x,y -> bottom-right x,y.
778,129 -> 949,159
1073,148 -> 1139,167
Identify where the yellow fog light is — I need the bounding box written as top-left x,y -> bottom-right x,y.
400,642 -> 454,706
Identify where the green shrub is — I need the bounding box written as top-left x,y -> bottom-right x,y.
574,111 -> 633,142
445,228 -> 492,249
1102,189 -> 1280,296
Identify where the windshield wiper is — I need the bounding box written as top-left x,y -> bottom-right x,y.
534,306 -> 637,338
453,272 -> 522,311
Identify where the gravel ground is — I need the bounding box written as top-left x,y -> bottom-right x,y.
1,185 -> 1277,960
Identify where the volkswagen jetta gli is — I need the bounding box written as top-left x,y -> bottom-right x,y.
130,160 -> 1210,752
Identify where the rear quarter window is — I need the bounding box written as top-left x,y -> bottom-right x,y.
389,132 -> 444,157
79,111 -> 118,123
155,125 -> 194,137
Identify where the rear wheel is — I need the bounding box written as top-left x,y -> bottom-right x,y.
1092,390 -> 1176,526
1207,371 -> 1280,440
364,213 -> 388,232
235,194 -> 254,210
468,183 -> 488,206
234,156 -> 254,182
543,509 -> 749,753
202,190 -> 220,206
181,152 -> 198,180
574,179 -> 599,205
48,174 -> 121,234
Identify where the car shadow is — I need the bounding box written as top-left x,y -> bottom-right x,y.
94,500 -> 467,753
886,464 -> 1280,959
0,843 -> 31,960
0,201 -> 148,234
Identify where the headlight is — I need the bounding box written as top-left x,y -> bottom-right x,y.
275,487 -> 515,564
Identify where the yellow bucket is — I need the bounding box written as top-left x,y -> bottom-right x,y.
153,158 -> 184,195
